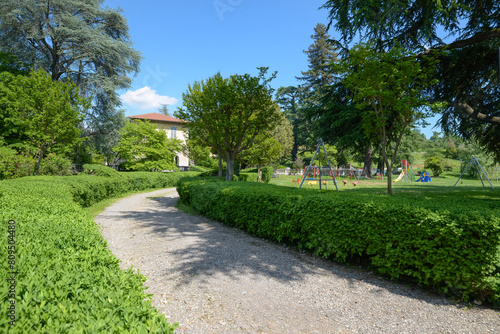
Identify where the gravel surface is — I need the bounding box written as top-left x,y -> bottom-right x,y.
96,188 -> 500,334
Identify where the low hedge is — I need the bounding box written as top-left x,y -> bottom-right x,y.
0,169 -> 198,332
177,178 -> 500,305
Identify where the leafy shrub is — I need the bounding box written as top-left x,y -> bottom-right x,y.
177,179 -> 500,305
239,173 -> 259,182
241,168 -> 258,173
0,146 -> 36,179
424,156 -> 443,176
82,164 -> 121,177
189,165 -> 212,173
0,171 -> 200,332
39,153 -> 73,176
199,168 -> 222,177
261,166 -> 274,183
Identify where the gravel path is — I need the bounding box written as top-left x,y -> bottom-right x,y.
96,188 -> 499,334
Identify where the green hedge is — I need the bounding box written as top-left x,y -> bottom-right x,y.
177,178 -> 500,305
0,169 -> 199,332
238,173 -> 259,182
261,166 -> 273,183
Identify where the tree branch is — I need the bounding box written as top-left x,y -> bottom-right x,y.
428,99 -> 500,125
418,29 -> 500,56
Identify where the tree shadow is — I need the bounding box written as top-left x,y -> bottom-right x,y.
97,192 -> 498,311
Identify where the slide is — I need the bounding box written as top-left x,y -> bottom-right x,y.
393,170 -> 405,182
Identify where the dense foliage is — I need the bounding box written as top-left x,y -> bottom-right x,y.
0,169 -> 198,332
322,0 -> 500,161
0,0 -> 142,160
176,69 -> 280,181
113,120 -> 182,172
339,43 -> 441,194
178,178 -> 500,305
0,70 -> 88,175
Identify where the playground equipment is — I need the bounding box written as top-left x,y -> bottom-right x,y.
299,138 -> 339,192
393,160 -> 416,182
454,157 -> 494,189
416,172 -> 431,182
333,165 -> 359,181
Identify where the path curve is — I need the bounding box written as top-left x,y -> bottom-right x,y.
96,188 -> 499,334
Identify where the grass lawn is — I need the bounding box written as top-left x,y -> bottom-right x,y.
269,172 -> 500,211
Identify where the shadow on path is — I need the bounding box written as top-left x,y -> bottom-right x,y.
98,190 -> 495,312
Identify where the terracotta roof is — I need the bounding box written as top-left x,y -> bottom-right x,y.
129,112 -> 186,123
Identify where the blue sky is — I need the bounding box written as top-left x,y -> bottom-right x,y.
105,0 -> 439,139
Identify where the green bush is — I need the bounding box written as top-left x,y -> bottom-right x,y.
39,153 -> 73,176
177,179 -> 500,305
425,156 -> 443,177
241,168 -> 258,173
189,165 -> 212,173
239,173 -> 259,182
199,168 -> 222,177
0,171 -> 199,332
0,146 -> 36,179
82,164 -> 121,177
261,166 -> 274,183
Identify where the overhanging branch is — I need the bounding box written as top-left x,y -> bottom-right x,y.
419,29 -> 500,56
428,99 -> 500,125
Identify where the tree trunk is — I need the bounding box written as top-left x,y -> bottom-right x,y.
257,162 -> 262,182
34,149 -> 46,176
363,147 -> 372,179
383,150 -> 393,195
378,157 -> 384,178
218,150 -> 223,179
291,139 -> 298,162
226,152 -> 234,181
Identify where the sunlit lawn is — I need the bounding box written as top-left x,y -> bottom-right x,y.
269,172 -> 500,211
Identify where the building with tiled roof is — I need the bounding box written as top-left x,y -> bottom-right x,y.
128,112 -> 190,169
129,113 -> 186,124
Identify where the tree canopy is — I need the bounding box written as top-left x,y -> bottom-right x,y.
340,43 -> 440,194
0,69 -> 88,175
322,0 -> 500,161
176,69 -> 280,181
0,0 -> 142,159
113,120 -> 182,172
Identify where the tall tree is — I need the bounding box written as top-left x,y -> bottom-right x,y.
176,69 -> 280,181
0,70 -> 88,175
240,135 -> 281,182
0,51 -> 29,75
158,104 -> 171,116
340,43 -> 440,194
322,0 -> 500,161
275,85 -> 306,161
297,23 -> 339,99
307,78 -> 377,178
0,0 -> 142,159
113,119 -> 182,172
240,106 -> 293,178
270,107 -> 294,163
288,23 -> 341,160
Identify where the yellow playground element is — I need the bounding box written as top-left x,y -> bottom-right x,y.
393,170 -> 406,182
392,160 -> 416,182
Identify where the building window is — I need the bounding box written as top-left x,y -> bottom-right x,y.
170,127 -> 177,139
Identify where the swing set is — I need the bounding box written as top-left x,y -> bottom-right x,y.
298,139 -> 339,192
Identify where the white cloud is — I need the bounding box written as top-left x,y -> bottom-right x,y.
120,86 -> 178,110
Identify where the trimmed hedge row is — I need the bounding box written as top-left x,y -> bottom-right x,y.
0,169 -> 198,332
178,178 -> 500,305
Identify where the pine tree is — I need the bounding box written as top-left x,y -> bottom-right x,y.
296,23 -> 339,104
